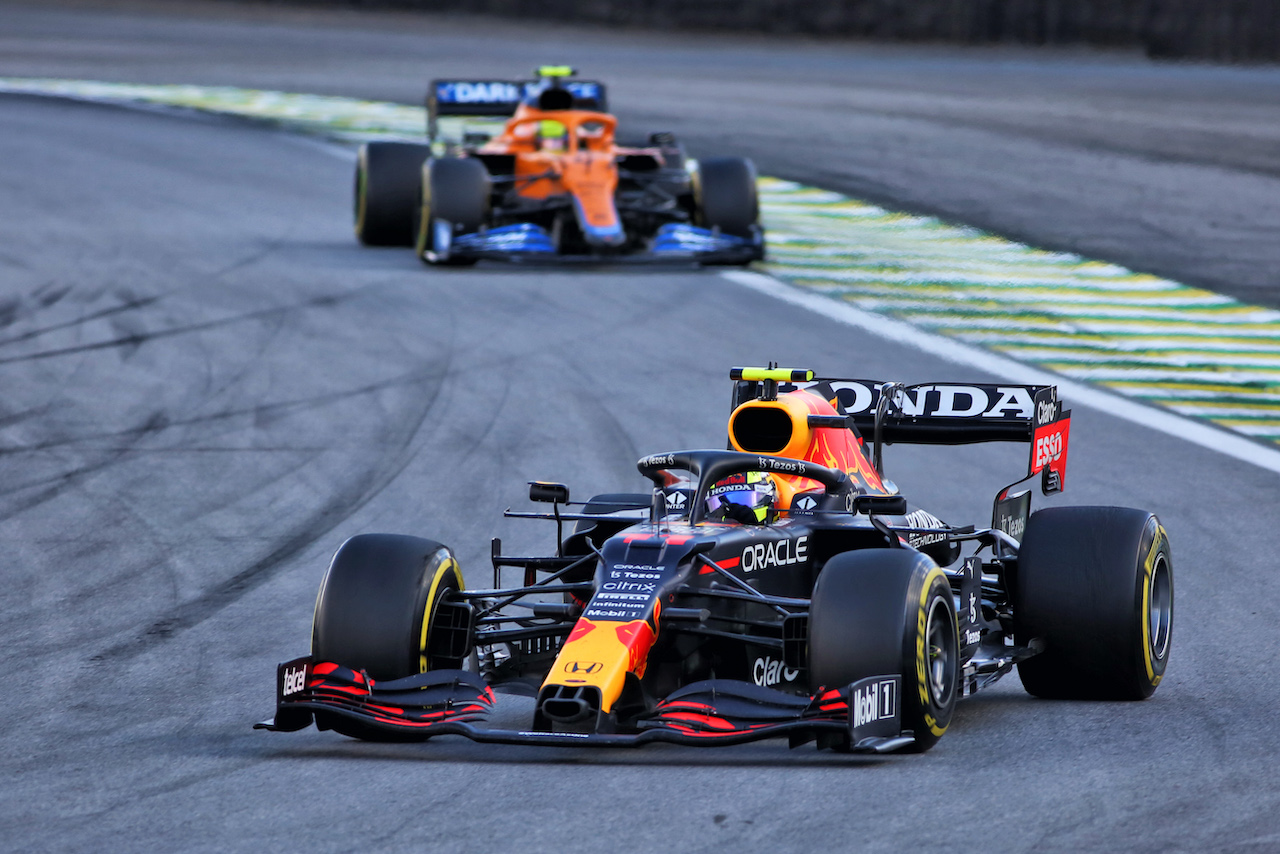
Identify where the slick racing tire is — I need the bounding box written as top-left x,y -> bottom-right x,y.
692,156 -> 759,239
353,142 -> 430,246
809,549 -> 958,752
1014,507 -> 1173,700
413,157 -> 490,266
311,534 -> 465,682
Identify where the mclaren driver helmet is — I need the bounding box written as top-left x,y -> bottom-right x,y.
705,471 -> 777,525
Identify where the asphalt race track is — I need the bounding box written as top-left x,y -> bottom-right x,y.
1,3 -> 1279,852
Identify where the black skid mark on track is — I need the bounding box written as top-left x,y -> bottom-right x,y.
0,293 -> 161,348
93,353 -> 458,662
0,290 -> 356,365
0,372 -> 434,527
0,411 -> 171,522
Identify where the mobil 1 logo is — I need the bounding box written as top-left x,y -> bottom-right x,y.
847,675 -> 901,743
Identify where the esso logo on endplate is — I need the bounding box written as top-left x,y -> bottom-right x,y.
1035,431 -> 1063,469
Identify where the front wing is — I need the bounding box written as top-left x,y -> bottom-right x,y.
255,657 -> 913,753
433,222 -> 764,265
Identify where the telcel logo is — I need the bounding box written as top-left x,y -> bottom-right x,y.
282,666 -> 307,696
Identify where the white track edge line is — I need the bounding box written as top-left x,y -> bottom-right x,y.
722,269 -> 1280,477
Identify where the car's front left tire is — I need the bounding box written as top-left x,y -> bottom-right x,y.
808,548 -> 959,752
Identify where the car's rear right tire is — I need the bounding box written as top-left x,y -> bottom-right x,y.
1014,506 -> 1173,700
809,549 -> 958,752
353,142 -> 430,247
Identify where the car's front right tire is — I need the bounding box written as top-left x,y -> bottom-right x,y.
413,157 -> 490,266
311,533 -> 464,682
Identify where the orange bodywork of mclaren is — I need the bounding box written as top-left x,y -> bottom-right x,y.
478,107 -> 627,243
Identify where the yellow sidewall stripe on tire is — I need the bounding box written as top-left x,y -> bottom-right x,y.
11,78 -> 1279,450
1141,526 -> 1168,687
420,555 -> 462,674
917,566 -> 948,738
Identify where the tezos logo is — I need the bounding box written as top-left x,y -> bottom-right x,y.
753,656 -> 800,687
282,666 -> 307,696
759,456 -> 805,474
641,453 -> 675,468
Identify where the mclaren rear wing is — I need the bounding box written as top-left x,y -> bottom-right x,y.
427,78 -> 608,139
730,368 -> 1071,493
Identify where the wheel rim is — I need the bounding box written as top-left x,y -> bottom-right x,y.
1148,554 -> 1172,661
925,596 -> 957,707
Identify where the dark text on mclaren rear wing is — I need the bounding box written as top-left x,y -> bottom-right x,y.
426,78 -> 608,139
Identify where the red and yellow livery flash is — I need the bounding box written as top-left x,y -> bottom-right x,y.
259,367 -> 1173,753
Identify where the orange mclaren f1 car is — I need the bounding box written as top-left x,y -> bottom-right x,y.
257,367 -> 1172,753
353,67 -> 764,265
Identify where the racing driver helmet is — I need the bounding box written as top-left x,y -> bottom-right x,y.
705,471 -> 777,525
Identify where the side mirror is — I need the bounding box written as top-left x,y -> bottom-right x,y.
529,481 -> 570,504
853,494 -> 908,516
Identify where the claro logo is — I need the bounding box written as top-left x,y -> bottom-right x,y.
753,656 -> 800,687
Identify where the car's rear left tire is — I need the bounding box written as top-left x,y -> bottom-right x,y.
809,549 -> 958,752
311,534 -> 464,682
1014,506 -> 1173,700
353,142 -> 430,246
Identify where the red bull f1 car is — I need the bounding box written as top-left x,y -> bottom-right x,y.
257,367 -> 1173,753
352,67 -> 763,265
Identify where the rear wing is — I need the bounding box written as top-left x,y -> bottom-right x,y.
729,368 -> 1070,494
427,78 -> 608,139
